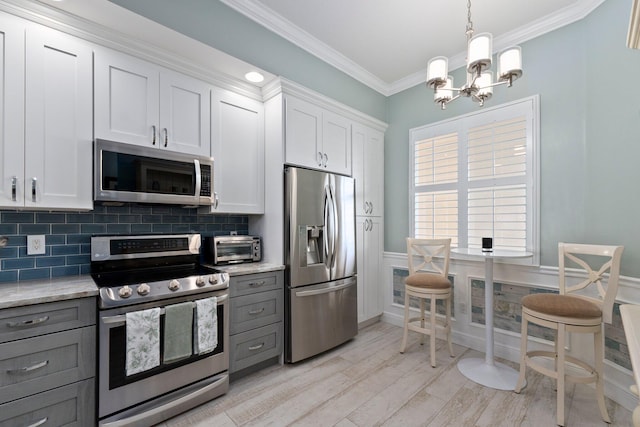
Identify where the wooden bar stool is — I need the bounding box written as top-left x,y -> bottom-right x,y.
399,238 -> 454,368
515,242 -> 624,426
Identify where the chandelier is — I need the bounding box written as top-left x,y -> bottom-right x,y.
426,0 -> 523,109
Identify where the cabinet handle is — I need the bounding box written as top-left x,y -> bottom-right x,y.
163,128 -> 168,147
248,342 -> 264,351
317,151 -> 323,167
323,153 -> 328,167
152,125 -> 157,145
31,177 -> 37,202
213,192 -> 219,209
6,315 -> 49,328
249,280 -> 265,287
11,176 -> 17,201
6,359 -> 49,374
248,307 -> 265,315
26,417 -> 48,427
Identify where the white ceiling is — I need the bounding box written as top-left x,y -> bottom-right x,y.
222,0 -> 606,95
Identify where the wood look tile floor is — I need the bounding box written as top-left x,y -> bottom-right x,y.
155,322 -> 633,427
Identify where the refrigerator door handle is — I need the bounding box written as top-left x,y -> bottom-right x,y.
323,185 -> 331,268
294,280 -> 354,297
328,184 -> 338,270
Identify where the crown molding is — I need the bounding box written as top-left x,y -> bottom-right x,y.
222,0 -> 606,96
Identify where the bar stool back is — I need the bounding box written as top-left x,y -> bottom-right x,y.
399,238 -> 454,367
515,242 -> 624,426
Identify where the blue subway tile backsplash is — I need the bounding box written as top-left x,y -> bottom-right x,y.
0,203 -> 249,283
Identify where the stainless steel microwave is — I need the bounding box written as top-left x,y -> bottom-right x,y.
94,139 -> 213,206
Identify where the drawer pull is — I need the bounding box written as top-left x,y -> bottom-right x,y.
248,307 -> 265,315
27,417 -> 48,427
6,315 -> 50,328
7,360 -> 49,374
248,343 -> 264,351
249,280 -> 266,287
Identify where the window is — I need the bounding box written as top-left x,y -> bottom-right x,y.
409,96 -> 539,259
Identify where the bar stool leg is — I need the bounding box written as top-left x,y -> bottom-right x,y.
594,327 -> 611,423
430,295 -> 436,367
515,313 -> 528,393
400,292 -> 410,353
557,324 -> 566,427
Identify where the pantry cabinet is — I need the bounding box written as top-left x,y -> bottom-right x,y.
356,216 -> 383,324
352,124 -> 384,217
0,14 -> 93,210
211,88 -> 264,214
94,47 -> 211,157
284,95 -> 352,176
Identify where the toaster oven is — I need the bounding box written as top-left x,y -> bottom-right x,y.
206,235 -> 261,265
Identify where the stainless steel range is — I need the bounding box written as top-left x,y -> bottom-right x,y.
91,234 -> 229,427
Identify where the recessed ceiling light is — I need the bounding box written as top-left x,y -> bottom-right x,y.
244,71 -> 264,83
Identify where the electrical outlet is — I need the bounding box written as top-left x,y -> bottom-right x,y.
27,235 -> 46,255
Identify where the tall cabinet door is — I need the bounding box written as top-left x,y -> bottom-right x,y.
352,124 -> 384,217
0,15 -> 25,208
159,69 -> 210,157
24,24 -> 93,210
94,48 -> 159,147
356,216 -> 383,323
211,88 -> 264,213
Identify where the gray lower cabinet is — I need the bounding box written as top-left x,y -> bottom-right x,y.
229,271 -> 283,375
0,298 -> 96,426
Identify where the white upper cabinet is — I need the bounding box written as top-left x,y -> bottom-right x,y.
284,95 -> 352,175
0,14 -> 25,208
211,88 -> 264,214
1,14 -> 93,210
94,48 -> 211,157
352,124 -> 384,217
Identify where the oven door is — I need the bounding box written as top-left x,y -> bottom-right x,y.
98,290 -> 229,420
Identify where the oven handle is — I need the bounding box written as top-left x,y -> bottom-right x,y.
101,294 -> 228,326
99,373 -> 229,427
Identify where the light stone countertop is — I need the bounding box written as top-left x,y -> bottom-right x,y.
208,262 -> 285,277
0,275 -> 98,309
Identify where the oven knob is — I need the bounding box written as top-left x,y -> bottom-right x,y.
195,276 -> 206,287
137,283 -> 150,295
208,275 -> 219,285
118,285 -> 133,298
168,279 -> 180,291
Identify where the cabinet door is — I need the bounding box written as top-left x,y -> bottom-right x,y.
284,96 -> 322,169
211,88 -> 264,213
160,69 -> 211,156
322,110 -> 351,175
352,124 -> 384,217
356,216 -> 383,323
24,25 -> 93,210
94,48 -> 159,147
0,14 -> 25,208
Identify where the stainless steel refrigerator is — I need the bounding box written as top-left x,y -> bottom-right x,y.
284,166 -> 358,363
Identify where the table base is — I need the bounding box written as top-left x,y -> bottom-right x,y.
457,358 -> 524,390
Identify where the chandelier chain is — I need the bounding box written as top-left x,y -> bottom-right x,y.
466,0 -> 474,40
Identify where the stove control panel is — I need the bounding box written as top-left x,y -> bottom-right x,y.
98,272 -> 229,308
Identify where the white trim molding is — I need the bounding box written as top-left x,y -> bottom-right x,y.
222,0 -> 605,96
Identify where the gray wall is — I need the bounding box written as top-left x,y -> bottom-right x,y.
109,0 -> 640,277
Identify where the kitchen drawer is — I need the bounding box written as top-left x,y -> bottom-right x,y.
0,326 -> 95,404
0,378 -> 94,427
0,298 -> 95,344
230,271 -> 283,297
229,322 -> 282,373
230,289 -> 283,335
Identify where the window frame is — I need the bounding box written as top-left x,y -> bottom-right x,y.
409,95 -> 540,265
